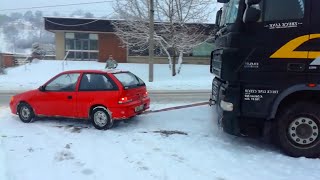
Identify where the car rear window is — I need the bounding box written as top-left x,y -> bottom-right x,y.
113,72 -> 145,89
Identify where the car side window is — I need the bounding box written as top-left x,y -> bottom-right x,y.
113,72 -> 145,89
79,73 -> 115,91
46,73 -> 80,91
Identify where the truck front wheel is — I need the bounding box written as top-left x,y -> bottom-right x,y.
276,102 -> 320,158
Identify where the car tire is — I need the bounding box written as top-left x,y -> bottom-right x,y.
91,108 -> 112,130
276,102 -> 320,158
18,103 -> 35,123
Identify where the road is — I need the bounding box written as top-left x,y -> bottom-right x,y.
0,90 -> 211,106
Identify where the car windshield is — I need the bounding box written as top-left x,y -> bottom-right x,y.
113,72 -> 145,88
220,0 -> 240,25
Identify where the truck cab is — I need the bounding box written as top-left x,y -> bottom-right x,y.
211,0 -> 320,157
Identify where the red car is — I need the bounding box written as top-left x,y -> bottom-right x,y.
9,69 -> 150,130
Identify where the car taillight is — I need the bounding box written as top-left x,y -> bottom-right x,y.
118,96 -> 133,104
143,91 -> 148,98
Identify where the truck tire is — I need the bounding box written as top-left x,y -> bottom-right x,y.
276,102 -> 320,158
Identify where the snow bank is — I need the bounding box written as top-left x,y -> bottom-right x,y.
0,60 -> 213,92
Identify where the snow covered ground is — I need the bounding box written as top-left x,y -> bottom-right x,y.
0,105 -> 320,180
0,60 -> 213,92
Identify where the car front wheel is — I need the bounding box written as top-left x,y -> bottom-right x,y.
18,103 -> 35,123
91,108 -> 112,130
276,102 -> 320,158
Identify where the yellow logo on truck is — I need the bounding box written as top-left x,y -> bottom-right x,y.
270,34 -> 320,59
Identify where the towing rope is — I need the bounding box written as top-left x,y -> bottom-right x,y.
144,102 -> 209,114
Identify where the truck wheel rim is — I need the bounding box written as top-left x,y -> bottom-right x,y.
288,117 -> 319,145
94,111 -> 108,127
21,107 -> 30,120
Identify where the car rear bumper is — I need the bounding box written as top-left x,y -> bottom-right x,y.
111,97 -> 150,120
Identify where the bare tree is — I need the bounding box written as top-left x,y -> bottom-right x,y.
0,53 -> 5,74
84,12 -> 95,18
113,0 -> 215,76
70,10 -> 85,17
3,24 -> 19,52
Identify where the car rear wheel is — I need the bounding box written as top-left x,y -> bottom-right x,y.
276,102 -> 320,158
91,108 -> 112,130
18,103 -> 35,123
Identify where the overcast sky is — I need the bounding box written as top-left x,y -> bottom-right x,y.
1,0 -> 219,22
0,0 -> 114,17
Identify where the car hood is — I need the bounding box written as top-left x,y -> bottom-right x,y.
14,89 -> 39,99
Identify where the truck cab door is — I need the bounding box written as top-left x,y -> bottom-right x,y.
240,0 -> 311,118
245,0 -> 311,74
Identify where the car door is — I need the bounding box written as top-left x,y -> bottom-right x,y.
76,73 -> 119,118
34,73 -> 80,118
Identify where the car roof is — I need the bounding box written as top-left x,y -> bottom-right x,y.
62,69 -> 129,74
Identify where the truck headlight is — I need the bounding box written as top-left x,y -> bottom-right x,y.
220,100 -> 233,111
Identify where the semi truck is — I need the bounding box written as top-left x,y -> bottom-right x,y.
210,0 -> 320,157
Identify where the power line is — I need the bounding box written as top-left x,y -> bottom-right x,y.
45,19 -> 101,27
0,1 -> 113,12
44,11 -> 116,27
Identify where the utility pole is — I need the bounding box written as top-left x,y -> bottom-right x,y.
148,0 -> 154,82
0,53 -> 4,74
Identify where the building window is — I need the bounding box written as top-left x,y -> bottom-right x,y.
64,32 -> 99,61
65,33 -> 75,39
89,34 -> 98,40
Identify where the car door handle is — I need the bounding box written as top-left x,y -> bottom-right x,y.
67,96 -> 72,100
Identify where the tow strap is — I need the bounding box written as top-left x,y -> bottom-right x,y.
144,102 -> 209,114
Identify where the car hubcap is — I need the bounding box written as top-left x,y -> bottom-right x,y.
21,107 -> 30,120
94,111 -> 108,127
288,117 -> 319,145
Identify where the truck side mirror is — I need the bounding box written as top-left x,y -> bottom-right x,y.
217,0 -> 230,3
243,7 -> 261,23
215,8 -> 223,27
245,0 -> 261,6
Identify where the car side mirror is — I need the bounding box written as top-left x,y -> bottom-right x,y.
39,85 -> 46,92
243,7 -> 261,23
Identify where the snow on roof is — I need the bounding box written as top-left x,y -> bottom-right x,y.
101,69 -> 127,73
62,69 -> 127,74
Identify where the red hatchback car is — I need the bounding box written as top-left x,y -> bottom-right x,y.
10,69 -> 150,130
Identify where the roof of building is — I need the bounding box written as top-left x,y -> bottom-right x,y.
45,17 -> 115,33
44,17 -> 216,34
